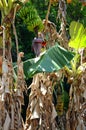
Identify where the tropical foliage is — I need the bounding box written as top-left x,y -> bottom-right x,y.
0,0 -> 86,130
23,43 -> 74,77
69,21 -> 86,49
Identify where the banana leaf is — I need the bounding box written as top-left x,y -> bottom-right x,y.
69,21 -> 86,49
23,43 -> 74,78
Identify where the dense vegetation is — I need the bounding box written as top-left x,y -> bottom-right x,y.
0,0 -> 86,130
14,0 -> 86,61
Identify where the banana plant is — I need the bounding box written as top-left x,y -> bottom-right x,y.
68,21 -> 86,74
0,0 -> 28,129
20,43 -> 74,78
13,42 -> 74,78
65,21 -> 86,130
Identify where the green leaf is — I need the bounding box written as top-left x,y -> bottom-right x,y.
69,21 -> 84,40
23,44 -> 74,78
69,21 -> 86,49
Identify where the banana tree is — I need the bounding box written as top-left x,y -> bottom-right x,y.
16,1 -> 74,130
0,0 -> 28,129
20,21 -> 86,130
65,21 -> 86,130
17,43 -> 74,130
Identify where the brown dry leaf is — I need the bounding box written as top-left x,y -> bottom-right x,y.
66,67 -> 86,130
25,73 -> 58,130
3,111 -> 10,130
30,98 -> 40,119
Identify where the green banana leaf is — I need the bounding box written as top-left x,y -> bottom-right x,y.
23,43 -> 74,78
69,21 -> 86,49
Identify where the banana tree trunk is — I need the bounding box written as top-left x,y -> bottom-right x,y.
25,73 -> 58,130
66,52 -> 86,130
0,1 -> 27,130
